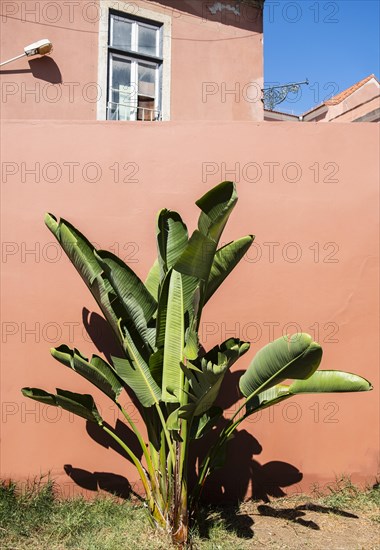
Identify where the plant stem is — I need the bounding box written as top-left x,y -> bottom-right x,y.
155,403 -> 176,465
102,425 -> 166,527
193,405 -> 249,504
118,404 -> 156,478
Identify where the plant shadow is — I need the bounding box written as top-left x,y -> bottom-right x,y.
190,370 -> 304,505
63,464 -> 139,500
195,503 -> 255,540
256,501 -> 359,531
86,419 -> 143,464
257,504 -> 320,530
82,308 -> 123,363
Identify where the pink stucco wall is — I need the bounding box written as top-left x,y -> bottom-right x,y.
0,0 -> 264,122
1,120 -> 378,499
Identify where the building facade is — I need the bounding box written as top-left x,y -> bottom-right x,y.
1,0 -> 265,122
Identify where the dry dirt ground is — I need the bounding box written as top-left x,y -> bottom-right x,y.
220,496 -> 380,550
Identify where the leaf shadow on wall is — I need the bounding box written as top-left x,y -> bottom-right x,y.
189,370 -> 303,505
82,308 -> 123,363
81,308 -> 142,413
63,465 -> 138,500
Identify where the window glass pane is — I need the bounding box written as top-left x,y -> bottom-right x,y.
138,25 -> 157,56
111,16 -> 132,50
138,62 -> 156,98
109,55 -> 137,120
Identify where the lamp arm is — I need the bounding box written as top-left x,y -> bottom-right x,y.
0,53 -> 27,67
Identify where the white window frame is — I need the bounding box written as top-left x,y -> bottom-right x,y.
97,2 -> 171,121
108,14 -> 162,121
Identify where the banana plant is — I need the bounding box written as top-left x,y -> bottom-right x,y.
22,182 -> 372,546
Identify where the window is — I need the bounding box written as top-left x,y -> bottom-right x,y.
107,12 -> 163,121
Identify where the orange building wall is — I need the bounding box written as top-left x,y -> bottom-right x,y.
1,120 -> 378,499
0,0 -> 264,122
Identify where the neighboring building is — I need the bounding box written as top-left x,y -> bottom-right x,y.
1,0 -> 265,122
264,74 -> 380,122
263,109 -> 300,122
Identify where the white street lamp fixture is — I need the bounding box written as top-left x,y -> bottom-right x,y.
0,39 -> 53,67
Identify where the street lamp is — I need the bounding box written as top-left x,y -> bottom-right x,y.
0,39 -> 53,67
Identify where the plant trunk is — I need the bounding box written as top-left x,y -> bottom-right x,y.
171,434 -> 189,546
172,488 -> 188,547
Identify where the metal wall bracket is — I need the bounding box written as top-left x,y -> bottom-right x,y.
262,80 -> 309,111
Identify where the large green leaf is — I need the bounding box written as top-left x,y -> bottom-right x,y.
148,348 -> 164,388
288,370 -> 373,394
96,250 -> 157,324
174,230 -> 216,282
114,321 -> 161,407
204,235 -> 254,303
155,270 -> 171,350
190,406 -> 223,439
184,320 -> 200,361
239,333 -> 322,399
145,259 -> 160,301
21,388 -> 103,424
95,250 -> 157,349
45,214 -> 102,285
173,230 -> 216,335
161,270 -> 185,403
45,215 -> 126,339
246,384 -> 293,413
51,345 -> 123,402
157,209 -> 188,275
179,274 -> 201,332
196,181 -> 238,244
180,339 -> 250,419
245,371 -> 372,416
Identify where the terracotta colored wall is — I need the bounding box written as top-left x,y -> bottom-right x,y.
0,0 -> 263,121
0,0 -> 99,120
1,120 -> 378,499
161,0 -> 264,121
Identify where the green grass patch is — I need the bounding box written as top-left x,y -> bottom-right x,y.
311,475 -> 380,522
0,476 -> 378,549
0,477 -> 171,550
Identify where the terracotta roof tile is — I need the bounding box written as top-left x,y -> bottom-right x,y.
325,74 -> 379,105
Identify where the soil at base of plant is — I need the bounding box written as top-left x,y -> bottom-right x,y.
231,496 -> 379,550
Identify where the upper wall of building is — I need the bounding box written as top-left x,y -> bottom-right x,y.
0,0 -> 264,121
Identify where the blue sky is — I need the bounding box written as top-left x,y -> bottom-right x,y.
263,0 -> 380,114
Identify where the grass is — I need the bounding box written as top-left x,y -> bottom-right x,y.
0,477 -> 171,550
0,475 -> 379,549
312,475 -> 380,522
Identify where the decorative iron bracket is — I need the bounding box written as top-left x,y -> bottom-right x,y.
262,80 -> 309,111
